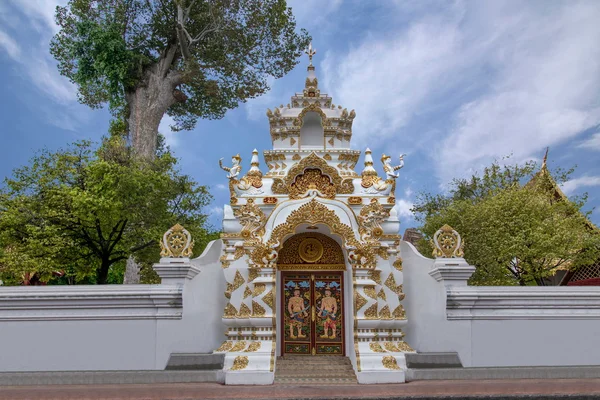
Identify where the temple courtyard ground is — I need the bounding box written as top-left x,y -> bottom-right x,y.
1,379 -> 600,400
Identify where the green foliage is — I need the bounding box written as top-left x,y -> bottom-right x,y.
0,138 -> 214,285
413,160 -> 600,286
51,0 -> 311,126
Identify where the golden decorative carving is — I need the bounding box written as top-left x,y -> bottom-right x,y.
393,258 -> 403,271
432,224 -> 464,258
231,271 -> 245,292
290,168 -> 336,199
368,270 -> 382,285
231,356 -> 249,370
328,138 -> 334,146
298,237 -> 324,263
359,199 -> 390,242
392,305 -> 406,319
369,342 -> 386,353
377,288 -> 386,301
243,286 -> 252,299
348,196 -> 363,205
355,291 -> 368,311
294,103 -> 330,128
244,342 -> 262,352
379,305 -> 391,319
323,153 -> 332,161
160,224 -> 194,258
267,199 -> 360,249
376,247 -> 390,260
248,268 -> 260,282
216,341 -> 234,352
263,197 -> 278,204
387,196 -> 396,204
384,273 -> 403,296
364,286 -> 377,300
395,341 -> 414,352
252,301 -> 266,317
364,303 -> 378,319
262,288 -> 275,310
272,153 -> 354,196
253,283 -> 266,297
233,199 -> 266,240
278,264 -> 346,271
223,303 -> 238,319
383,342 -> 398,352
292,154 -> 301,160
382,356 -> 401,370
238,303 -> 251,318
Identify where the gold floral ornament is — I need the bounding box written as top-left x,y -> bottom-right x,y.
230,356 -> 249,371
160,223 -> 194,258
382,356 -> 401,370
432,224 -> 464,258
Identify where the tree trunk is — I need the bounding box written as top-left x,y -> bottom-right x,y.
126,48 -> 184,160
98,258 -> 111,284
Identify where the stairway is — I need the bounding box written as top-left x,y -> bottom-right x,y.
274,355 -> 357,385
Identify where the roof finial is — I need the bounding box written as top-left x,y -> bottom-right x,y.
542,147 -> 549,169
305,42 -> 316,67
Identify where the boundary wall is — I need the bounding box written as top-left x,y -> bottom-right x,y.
0,239 -> 599,372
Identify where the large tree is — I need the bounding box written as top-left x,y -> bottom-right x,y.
413,161 -> 600,286
0,138 -> 213,285
51,0 -> 311,159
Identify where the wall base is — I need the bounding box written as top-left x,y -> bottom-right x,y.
357,370 -> 406,384
225,371 -> 274,385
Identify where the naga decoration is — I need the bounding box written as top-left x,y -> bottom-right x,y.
233,198 -> 266,241
432,224 -> 465,258
358,199 -> 390,242
160,223 -> 194,258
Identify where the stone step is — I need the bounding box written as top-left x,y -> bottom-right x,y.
405,352 -> 463,369
407,365 -> 600,381
275,377 -> 358,385
165,353 -> 225,371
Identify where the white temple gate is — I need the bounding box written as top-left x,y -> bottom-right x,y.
214,45 -> 412,384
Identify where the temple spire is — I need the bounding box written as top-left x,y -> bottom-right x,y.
542,147 -> 549,170
305,42 -> 316,67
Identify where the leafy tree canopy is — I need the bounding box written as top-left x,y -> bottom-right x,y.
0,137 -> 214,285
413,160 -> 600,286
51,0 -> 311,158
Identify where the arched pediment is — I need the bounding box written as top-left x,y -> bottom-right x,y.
272,153 -> 354,198
262,194 -> 361,249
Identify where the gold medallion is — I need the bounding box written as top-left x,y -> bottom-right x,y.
298,238 -> 324,263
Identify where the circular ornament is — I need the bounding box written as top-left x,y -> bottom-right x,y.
298,238 -> 324,263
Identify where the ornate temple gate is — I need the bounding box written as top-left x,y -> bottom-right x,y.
278,233 -> 346,356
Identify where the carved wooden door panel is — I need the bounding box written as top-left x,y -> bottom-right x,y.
282,272 -> 345,356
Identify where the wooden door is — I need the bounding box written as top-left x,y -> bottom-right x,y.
281,271 -> 345,356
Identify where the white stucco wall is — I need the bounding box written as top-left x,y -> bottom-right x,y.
0,240 -> 226,372
401,241 -> 472,366
402,241 -> 600,368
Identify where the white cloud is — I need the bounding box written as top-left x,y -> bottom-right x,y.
0,30 -> 20,59
215,184 -> 227,190
8,0 -> 64,34
577,132 -> 600,151
159,115 -> 179,148
319,2 -> 600,185
560,176 -> 600,196
321,6 -> 464,149
394,198 -> 414,219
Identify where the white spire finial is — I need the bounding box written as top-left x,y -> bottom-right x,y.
305,42 -> 317,67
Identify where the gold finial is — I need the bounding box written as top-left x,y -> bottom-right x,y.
542,147 -> 549,169
431,224 -> 464,258
381,154 -> 391,163
305,42 -> 317,67
233,153 -> 242,161
160,223 -> 194,258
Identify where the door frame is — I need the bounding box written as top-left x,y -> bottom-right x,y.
280,270 -> 346,356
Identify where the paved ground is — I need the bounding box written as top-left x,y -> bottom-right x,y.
1,379 -> 600,400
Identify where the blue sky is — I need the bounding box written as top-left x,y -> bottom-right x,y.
1,0 -> 599,232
